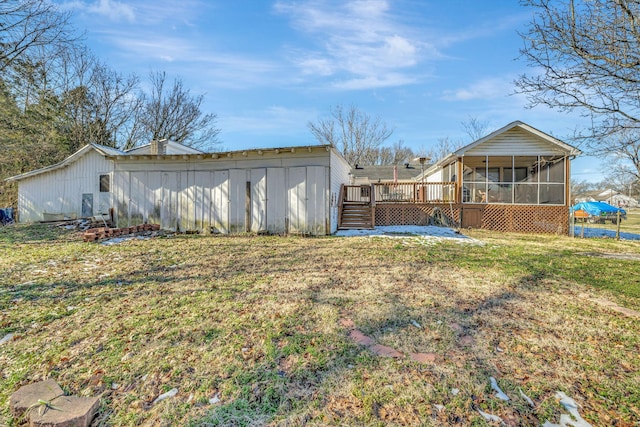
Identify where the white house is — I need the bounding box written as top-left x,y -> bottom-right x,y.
6,140 -> 352,235
409,121 -> 581,232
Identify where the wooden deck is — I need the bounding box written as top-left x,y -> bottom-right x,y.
338,182 -> 458,230
338,183 -> 569,234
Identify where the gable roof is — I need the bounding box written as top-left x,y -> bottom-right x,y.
453,121 -> 581,157
5,144 -> 124,182
420,121 -> 581,178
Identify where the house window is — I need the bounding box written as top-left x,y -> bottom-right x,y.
99,174 -> 110,193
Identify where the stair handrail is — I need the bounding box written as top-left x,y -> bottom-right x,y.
338,184 -> 344,229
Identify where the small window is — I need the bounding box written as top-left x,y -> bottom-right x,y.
99,174 -> 110,192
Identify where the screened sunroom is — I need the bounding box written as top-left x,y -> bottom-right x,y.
461,155 -> 566,205
408,121 -> 580,233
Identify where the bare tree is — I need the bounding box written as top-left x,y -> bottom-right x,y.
308,104 -> 394,165
461,116 -> 490,142
516,0 -> 640,144
425,136 -> 463,163
0,0 -> 75,72
135,71 -> 220,150
378,140 -> 415,165
56,48 -> 142,151
600,129 -> 640,183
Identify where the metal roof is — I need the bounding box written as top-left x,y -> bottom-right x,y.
5,144 -> 124,182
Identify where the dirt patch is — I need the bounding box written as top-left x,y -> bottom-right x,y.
580,294 -> 640,318
578,252 -> 640,261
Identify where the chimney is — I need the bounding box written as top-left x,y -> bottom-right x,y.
150,140 -> 166,155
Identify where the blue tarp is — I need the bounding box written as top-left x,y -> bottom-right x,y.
570,201 -> 626,216
0,207 -> 14,224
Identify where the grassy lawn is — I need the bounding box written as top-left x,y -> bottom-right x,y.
1,224 -> 639,426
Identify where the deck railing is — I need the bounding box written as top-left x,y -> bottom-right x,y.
342,182 -> 458,204
342,185 -> 371,203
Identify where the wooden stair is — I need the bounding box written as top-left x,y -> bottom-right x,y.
339,203 -> 374,229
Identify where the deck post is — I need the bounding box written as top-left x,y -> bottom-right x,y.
370,183 -> 376,228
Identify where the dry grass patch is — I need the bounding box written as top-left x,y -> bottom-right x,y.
0,225 -> 639,426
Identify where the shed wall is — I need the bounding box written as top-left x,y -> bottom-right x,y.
329,149 -> 352,233
17,150 -> 114,222
112,152 -> 335,235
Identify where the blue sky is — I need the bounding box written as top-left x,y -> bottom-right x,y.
59,0 -> 603,182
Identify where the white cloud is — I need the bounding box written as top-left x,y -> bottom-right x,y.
97,29 -> 281,87
296,55 -> 335,76
274,0 -> 428,89
332,73 -> 417,90
88,0 -> 134,22
61,0 -> 135,22
442,77 -> 516,101
383,35 -> 417,66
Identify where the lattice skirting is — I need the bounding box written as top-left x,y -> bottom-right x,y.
375,204 -> 568,234
481,205 -> 568,234
374,204 -> 461,227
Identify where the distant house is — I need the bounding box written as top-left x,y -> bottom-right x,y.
349,163 -> 425,184
6,140 -> 352,235
576,189 -> 638,208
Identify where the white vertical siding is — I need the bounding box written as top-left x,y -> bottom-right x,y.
266,168 -> 286,233
228,169 -> 247,232
250,168 -> 267,232
287,167 -> 307,233
129,172 -> 146,225
147,172 -> 163,225
212,170 -> 229,233
114,170 -> 128,226
109,151 -> 333,235
194,171 -> 211,232
178,171 -> 195,232
17,149 -> 114,222
329,149 -> 352,233
160,172 -> 178,230
306,166 -> 328,235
